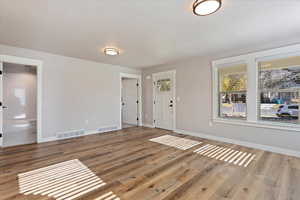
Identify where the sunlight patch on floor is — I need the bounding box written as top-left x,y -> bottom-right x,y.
18,159 -> 106,200
193,144 -> 256,167
149,135 -> 202,150
94,191 -> 120,200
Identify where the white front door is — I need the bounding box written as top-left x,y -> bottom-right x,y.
153,70 -> 175,130
0,61 -> 3,147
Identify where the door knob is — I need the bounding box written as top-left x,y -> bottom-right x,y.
169,104 -> 173,107
2,106 -> 7,109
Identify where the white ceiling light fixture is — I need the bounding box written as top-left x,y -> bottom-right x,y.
193,0 -> 222,16
103,47 -> 120,56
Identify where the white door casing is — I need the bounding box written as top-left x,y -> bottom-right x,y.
0,61 -> 3,146
153,70 -> 176,130
0,55 -> 42,147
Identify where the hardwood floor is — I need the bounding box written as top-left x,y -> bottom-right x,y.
1,127 -> 300,200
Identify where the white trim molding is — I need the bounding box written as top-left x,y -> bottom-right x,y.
0,55 -> 43,146
40,137 -> 57,143
142,123 -> 155,128
213,118 -> 300,132
0,61 -> 2,147
120,73 -> 142,129
175,129 -> 300,158
212,43 -> 300,132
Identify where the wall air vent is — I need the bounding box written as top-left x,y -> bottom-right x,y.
56,129 -> 85,139
97,126 -> 118,133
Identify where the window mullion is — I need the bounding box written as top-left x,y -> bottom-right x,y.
246,59 -> 258,122
213,66 -> 219,120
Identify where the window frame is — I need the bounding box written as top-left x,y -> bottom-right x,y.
212,44 -> 300,131
215,61 -> 248,120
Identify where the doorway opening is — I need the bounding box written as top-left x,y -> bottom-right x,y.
2,63 -> 37,147
120,73 -> 142,129
0,55 -> 42,147
153,70 -> 176,131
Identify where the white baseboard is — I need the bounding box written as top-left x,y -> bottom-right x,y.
142,123 -> 154,128
175,129 -> 300,158
123,121 -> 137,125
39,137 -> 57,143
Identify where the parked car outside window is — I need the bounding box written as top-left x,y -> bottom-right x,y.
276,104 -> 299,118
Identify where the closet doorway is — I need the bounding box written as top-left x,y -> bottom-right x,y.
120,73 -> 142,129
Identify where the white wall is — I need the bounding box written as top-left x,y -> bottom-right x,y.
0,44 -> 141,141
142,56 -> 300,154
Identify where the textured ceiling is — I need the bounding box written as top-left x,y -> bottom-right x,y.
0,0 -> 300,68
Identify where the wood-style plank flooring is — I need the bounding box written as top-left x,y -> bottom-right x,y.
1,127 -> 300,200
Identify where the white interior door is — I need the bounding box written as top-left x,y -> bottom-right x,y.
122,78 -> 138,125
0,61 -> 3,147
153,71 -> 175,130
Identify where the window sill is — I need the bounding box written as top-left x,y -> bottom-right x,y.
213,118 -> 300,132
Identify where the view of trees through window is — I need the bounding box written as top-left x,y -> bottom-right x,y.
259,56 -> 300,124
219,64 -> 247,119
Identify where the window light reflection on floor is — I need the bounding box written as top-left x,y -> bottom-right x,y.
193,144 -> 256,167
18,159 -> 106,200
149,135 -> 202,150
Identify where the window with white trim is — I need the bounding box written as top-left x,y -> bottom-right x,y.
258,56 -> 300,124
213,44 -> 300,130
218,64 -> 247,119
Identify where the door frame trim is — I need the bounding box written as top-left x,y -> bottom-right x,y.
152,70 -> 176,131
0,55 -> 43,147
120,73 -> 142,129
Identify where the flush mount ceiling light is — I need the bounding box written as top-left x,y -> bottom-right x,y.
103,47 -> 120,56
193,0 -> 222,16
